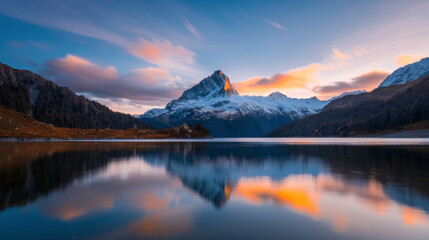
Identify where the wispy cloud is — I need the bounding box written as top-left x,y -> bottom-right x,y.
184,19 -> 202,39
330,48 -> 350,61
43,54 -> 185,110
0,1 -> 201,76
263,18 -> 286,30
128,37 -> 196,72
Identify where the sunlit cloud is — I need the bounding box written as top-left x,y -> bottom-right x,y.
331,48 -> 350,61
313,70 -> 389,98
184,19 -> 202,39
128,37 -> 196,71
328,47 -> 367,68
234,47 -> 370,97
46,54 -> 119,82
263,18 -> 286,30
395,53 -> 425,67
235,64 -> 321,95
0,1 -> 202,78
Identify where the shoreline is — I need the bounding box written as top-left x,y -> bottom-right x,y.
2,137 -> 429,146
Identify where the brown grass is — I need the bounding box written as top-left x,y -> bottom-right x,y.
0,106 -> 210,139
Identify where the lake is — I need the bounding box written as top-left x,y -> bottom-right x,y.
1,139 -> 429,240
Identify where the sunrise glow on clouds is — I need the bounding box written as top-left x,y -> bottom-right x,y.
1,0 -> 429,113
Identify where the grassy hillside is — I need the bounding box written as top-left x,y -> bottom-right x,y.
0,106 -> 210,139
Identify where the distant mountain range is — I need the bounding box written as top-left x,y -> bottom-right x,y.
0,63 -> 152,130
140,70 -> 332,137
267,57 -> 429,137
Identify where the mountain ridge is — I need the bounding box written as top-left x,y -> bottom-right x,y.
0,62 -> 152,130
140,70 -> 329,137
266,74 -> 429,137
379,57 -> 429,87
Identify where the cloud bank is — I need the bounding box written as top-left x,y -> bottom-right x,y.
43,54 -> 186,113
313,70 -> 389,96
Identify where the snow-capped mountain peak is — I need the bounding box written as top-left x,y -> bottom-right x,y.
379,57 -> 429,87
268,91 -> 288,100
140,70 -> 329,137
175,70 -> 238,102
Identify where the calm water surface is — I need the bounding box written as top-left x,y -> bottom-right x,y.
1,139 -> 429,240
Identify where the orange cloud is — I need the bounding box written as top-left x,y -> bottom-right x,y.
313,70 -> 389,98
128,37 -> 195,70
395,54 -> 425,67
235,64 -> 321,95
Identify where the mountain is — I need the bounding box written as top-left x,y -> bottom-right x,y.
379,57 -> 429,87
0,63 -> 152,130
266,74 -> 429,137
140,70 -> 328,137
0,105 -> 210,139
328,89 -> 367,101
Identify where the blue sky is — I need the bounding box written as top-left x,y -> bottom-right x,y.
1,0 -> 429,113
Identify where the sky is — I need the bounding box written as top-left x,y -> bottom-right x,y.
1,0 -> 429,114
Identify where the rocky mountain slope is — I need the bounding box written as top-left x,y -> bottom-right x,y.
379,57 -> 429,87
0,63 -> 152,130
140,70 -> 328,137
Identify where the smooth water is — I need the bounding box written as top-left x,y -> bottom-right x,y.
1,139 -> 429,240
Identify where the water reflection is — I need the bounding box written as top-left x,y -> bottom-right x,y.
0,142 -> 429,239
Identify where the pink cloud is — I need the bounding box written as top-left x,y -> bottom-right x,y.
184,20 -> 202,39
43,54 -> 185,110
128,38 -> 195,70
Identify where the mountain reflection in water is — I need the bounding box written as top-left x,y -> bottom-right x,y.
0,141 -> 429,240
